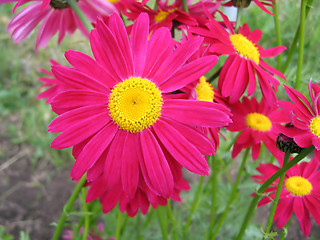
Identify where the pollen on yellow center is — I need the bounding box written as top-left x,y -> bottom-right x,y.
245,112 -> 272,131
155,9 -> 175,23
285,176 -> 312,196
196,76 -> 214,102
108,77 -> 163,133
310,116 -> 320,139
107,0 -> 120,3
229,34 -> 260,65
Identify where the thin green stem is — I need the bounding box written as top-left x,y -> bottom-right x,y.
235,146 -> 314,240
282,0 -> 313,74
67,0 -> 93,33
235,8 -> 242,32
295,0 -> 307,90
51,174 -> 87,240
81,188 -> 90,240
157,206 -> 168,240
115,210 -> 123,240
216,151 -> 233,185
273,1 -> 282,70
211,148 -> 250,240
181,0 -> 189,13
167,200 -> 178,240
184,176 -> 205,234
279,217 -> 291,240
208,156 -> 218,240
263,152 -> 290,239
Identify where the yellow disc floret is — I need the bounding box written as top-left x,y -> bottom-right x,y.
196,76 -> 214,102
229,34 -> 260,65
107,0 -> 120,3
245,112 -> 272,131
108,77 -> 163,133
310,116 -> 320,139
155,9 -> 176,23
285,176 -> 312,196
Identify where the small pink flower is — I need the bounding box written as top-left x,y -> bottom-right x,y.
190,15 -> 286,103
227,96 -> 290,160
0,0 -> 116,51
280,79 -> 320,159
253,158 -> 320,237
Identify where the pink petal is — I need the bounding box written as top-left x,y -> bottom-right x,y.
140,129 -> 174,198
70,122 -> 118,180
293,197 -> 305,220
160,55 -> 219,93
153,119 -> 209,175
162,99 -> 231,128
130,13 -> 149,76
260,46 -> 286,58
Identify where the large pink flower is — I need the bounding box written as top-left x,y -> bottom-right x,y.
0,0 -> 116,51
253,158 -> 320,237
190,16 -> 286,103
227,96 -> 290,160
48,13 -> 231,204
280,80 -> 320,159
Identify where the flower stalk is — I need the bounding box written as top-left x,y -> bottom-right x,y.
273,1 -> 282,70
51,174 -> 87,240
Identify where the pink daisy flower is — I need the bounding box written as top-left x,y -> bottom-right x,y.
280,79 -> 320,160
190,16 -> 286,103
63,222 -> 114,240
226,0 -> 275,15
227,96 -> 290,160
48,13 -> 231,202
253,157 -> 320,237
0,0 -> 116,51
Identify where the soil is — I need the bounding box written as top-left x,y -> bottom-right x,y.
0,114 -> 75,239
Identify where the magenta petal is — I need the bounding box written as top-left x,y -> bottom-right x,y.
293,197 -> 305,220
103,130 -> 126,191
101,187 -> 122,214
86,176 -> 106,202
304,196 -> 320,226
275,197 -> 294,228
130,13 -> 149,76
152,36 -> 203,85
260,46 -> 286,58
50,112 -> 110,149
299,208 -> 311,237
65,50 -> 118,88
160,55 -> 219,93
70,122 -> 118,180
153,119 -> 209,175
162,99 -> 231,128
140,129 -> 174,198
161,117 -> 215,155
121,133 -> 140,198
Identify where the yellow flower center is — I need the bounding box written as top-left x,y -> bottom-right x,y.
285,176 -> 312,196
155,9 -> 175,23
310,116 -> 320,139
108,77 -> 163,133
106,0 -> 120,4
245,112 -> 272,131
196,76 -> 214,102
229,34 -> 260,64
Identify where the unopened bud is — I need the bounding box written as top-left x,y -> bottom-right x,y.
231,0 -> 252,8
276,123 -> 303,153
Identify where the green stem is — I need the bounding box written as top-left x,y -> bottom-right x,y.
51,174 -> 87,240
235,146 -> 314,240
273,1 -> 282,70
181,0 -> 189,13
279,217 -> 291,240
157,206 -> 168,240
208,156 -> 218,240
67,0 -> 93,33
295,0 -> 307,90
115,210 -> 123,240
211,148 -> 250,240
184,176 -> 205,234
167,200 -> 178,240
263,152 -> 290,239
282,0 -> 313,74
81,188 -> 90,240
235,8 -> 242,32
